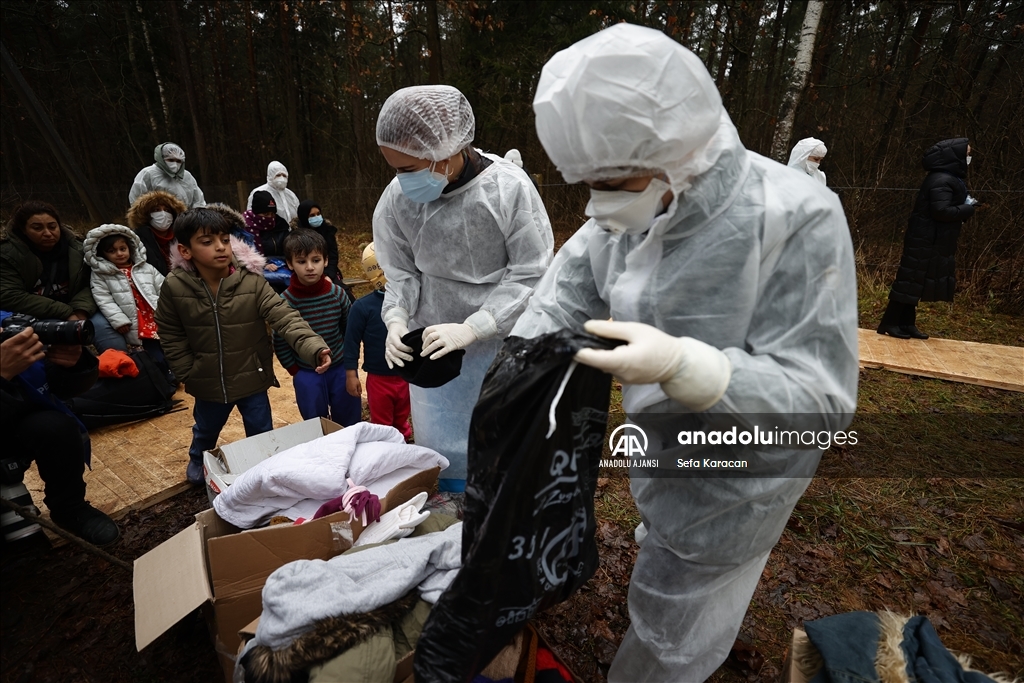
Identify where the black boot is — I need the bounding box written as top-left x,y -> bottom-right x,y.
878,299 -> 912,338
898,304 -> 928,339
50,502 -> 120,547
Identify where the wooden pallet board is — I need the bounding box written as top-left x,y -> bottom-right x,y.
858,328 -> 1023,392
24,354 -> 368,526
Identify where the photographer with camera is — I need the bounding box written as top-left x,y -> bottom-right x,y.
0,311 -> 118,547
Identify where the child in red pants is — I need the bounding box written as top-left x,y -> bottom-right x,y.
342,244 -> 412,440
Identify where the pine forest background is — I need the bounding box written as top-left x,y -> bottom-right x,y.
1,0 -> 1021,310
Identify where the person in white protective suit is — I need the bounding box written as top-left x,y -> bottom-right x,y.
512,24 -> 858,682
246,161 -> 301,223
788,137 -> 829,185
373,85 -> 555,493
128,142 -> 206,208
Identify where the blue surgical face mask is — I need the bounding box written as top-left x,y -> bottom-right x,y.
307,215 -> 324,228
397,164 -> 448,203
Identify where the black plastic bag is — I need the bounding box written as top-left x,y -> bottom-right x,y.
414,330 -> 617,682
67,350 -> 180,428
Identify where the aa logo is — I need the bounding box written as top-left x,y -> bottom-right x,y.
609,424 -> 648,458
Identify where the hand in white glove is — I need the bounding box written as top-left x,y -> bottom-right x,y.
574,319 -> 732,412
421,323 -> 478,360
384,308 -> 413,369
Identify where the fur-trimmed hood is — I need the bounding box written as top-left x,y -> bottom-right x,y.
126,190 -> 187,230
83,224 -> 148,274
168,233 -> 266,274
204,202 -> 249,234
239,592 -> 420,683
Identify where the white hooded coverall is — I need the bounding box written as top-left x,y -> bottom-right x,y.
513,24 -> 858,682
788,137 -> 829,185
247,161 -> 301,223
128,143 -> 206,208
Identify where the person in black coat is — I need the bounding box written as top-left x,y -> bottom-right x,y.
877,138 -> 976,339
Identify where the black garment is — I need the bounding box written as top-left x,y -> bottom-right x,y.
260,215 -> 291,257
26,236 -> 71,303
888,138 -> 974,305
443,148 -> 493,195
0,350 -> 98,513
135,225 -> 171,276
879,299 -> 917,329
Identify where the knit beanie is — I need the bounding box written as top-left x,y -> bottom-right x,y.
252,190 -> 277,214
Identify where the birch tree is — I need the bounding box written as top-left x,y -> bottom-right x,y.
769,0 -> 824,162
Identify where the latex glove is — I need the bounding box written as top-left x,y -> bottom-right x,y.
575,320 -> 732,412
421,323 -> 478,360
964,195 -> 978,206
384,307 -> 413,369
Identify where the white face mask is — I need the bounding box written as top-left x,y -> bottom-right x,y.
806,161 -> 820,173
150,210 -> 173,230
585,178 -> 671,235
965,155 -> 972,166
271,176 -> 288,190
165,160 -> 182,174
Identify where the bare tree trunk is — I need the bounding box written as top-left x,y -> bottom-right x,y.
874,5 -> 933,163
245,1 -> 266,155
425,0 -> 444,84
343,0 -> 366,216
278,0 -> 304,176
770,0 -> 824,161
137,0 -> 170,137
167,1 -> 210,184
123,3 -> 158,137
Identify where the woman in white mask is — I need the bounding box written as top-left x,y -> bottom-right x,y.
125,190 -> 188,276
788,137 -> 829,185
128,142 -> 206,208
247,161 -> 301,223
372,84 -> 554,496
513,24 -> 857,682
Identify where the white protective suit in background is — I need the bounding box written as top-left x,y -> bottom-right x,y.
372,149 -> 554,488
514,24 -> 857,682
128,142 -> 206,208
247,161 -> 301,223
788,137 -> 828,185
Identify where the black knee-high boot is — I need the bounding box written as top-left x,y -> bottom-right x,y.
877,299 -> 911,338
899,304 -> 928,339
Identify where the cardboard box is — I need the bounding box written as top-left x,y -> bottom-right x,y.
133,418 -> 440,682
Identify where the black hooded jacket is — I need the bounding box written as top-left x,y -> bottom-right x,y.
889,138 -> 974,304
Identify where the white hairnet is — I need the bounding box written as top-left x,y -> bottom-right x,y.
533,24 -> 723,185
376,85 -> 476,161
159,143 -> 185,162
267,160 -> 288,182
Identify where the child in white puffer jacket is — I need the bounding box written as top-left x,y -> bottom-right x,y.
83,224 -> 166,368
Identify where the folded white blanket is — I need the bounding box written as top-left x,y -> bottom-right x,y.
213,422 -> 448,528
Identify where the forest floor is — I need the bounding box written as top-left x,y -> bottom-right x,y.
1,225 -> 1021,683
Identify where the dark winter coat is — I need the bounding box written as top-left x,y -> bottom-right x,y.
889,138 -> 974,304
0,228 -> 96,320
126,189 -> 188,276
155,235 -> 327,403
0,345 -> 98,433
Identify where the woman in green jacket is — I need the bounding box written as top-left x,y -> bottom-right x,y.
0,201 -> 95,322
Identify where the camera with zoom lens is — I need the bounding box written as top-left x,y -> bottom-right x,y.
0,314 -> 94,346
0,457 -> 30,486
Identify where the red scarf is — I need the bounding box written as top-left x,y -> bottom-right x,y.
151,228 -> 176,264
287,273 -> 331,298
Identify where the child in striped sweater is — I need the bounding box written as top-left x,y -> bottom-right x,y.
273,229 -> 362,426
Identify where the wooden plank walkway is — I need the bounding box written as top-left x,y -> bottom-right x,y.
24,355 -> 368,528
858,329 -> 1023,392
